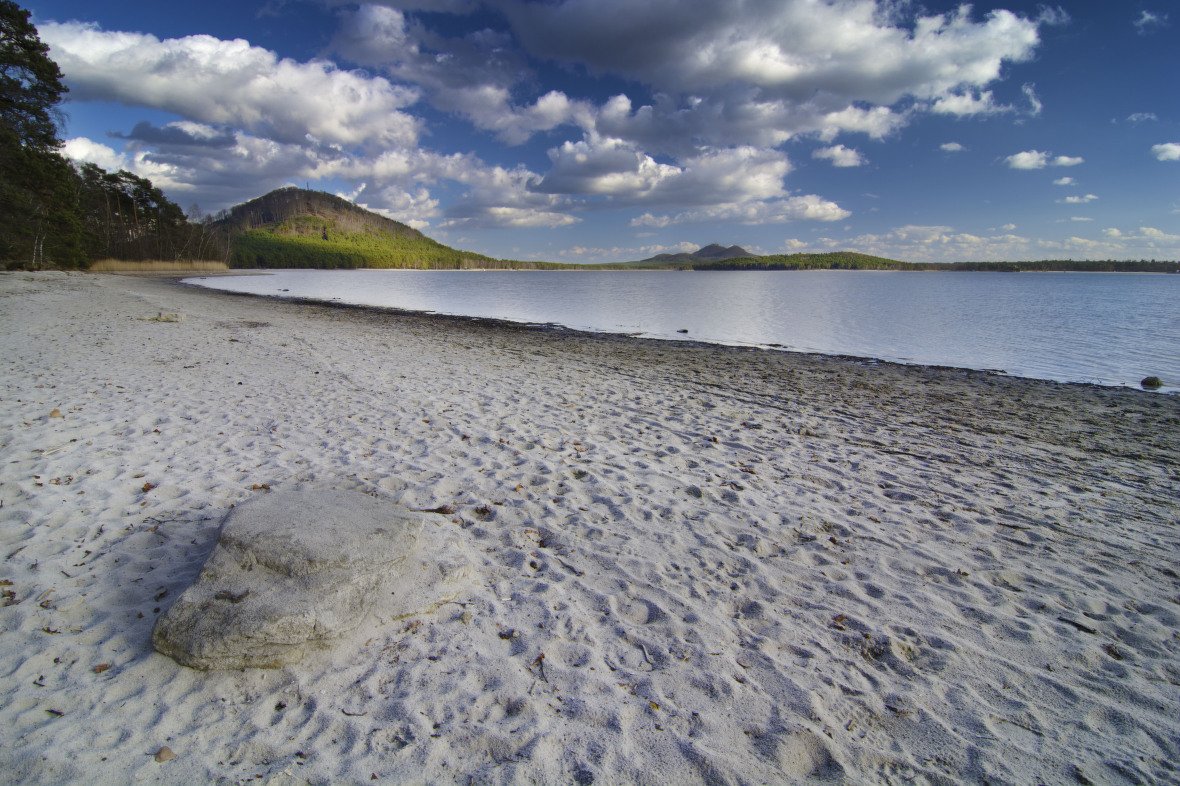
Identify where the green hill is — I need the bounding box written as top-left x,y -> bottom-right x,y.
216,188 -> 564,269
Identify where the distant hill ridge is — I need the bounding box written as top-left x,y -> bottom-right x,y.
210,192 -> 1178,273
640,243 -> 754,264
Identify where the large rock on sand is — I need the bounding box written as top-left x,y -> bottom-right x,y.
153,489 -> 433,670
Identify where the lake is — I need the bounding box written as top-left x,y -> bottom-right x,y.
186,269 -> 1180,391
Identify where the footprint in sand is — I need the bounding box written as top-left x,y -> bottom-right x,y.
613,596 -> 667,625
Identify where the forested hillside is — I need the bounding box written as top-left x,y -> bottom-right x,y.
216,188 -> 566,270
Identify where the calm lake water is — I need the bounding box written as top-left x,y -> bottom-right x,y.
187,270 -> 1180,391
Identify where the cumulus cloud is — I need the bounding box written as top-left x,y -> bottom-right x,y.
536,142 -> 795,213
533,137 -> 684,198
1102,226 -> 1180,246
1060,194 -> 1098,204
812,145 -> 866,167
41,21 -> 421,149
1005,150 -> 1084,169
1127,112 -> 1158,123
1006,150 -> 1049,169
332,0 -> 1047,152
630,194 -> 849,227
940,142 -> 965,152
588,93 -> 906,158
816,222 -> 1180,262
62,137 -> 129,172
330,5 -> 593,145
500,1 -> 1040,106
39,17 -> 596,229
1152,143 -> 1180,161
819,224 -> 1031,261
1141,226 -> 1180,241
1053,176 -> 1075,185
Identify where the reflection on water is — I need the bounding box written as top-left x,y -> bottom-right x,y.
187,269 -> 1180,390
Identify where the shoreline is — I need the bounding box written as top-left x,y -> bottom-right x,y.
2,271 -> 1178,784
180,271 -> 1177,394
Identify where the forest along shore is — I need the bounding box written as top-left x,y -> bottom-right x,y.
1,271 -> 1178,785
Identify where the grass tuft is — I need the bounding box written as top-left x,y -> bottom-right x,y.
87,259 -> 229,274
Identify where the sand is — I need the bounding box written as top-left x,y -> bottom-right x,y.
1,270 -> 1177,785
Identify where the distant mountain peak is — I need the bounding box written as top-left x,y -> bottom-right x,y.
638,243 -> 756,264
693,244 -> 752,259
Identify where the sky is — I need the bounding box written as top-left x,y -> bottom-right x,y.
23,0 -> 1180,263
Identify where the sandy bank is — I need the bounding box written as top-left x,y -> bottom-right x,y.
1,271 -> 1178,784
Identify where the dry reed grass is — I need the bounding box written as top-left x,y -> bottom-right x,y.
87,259 -> 229,274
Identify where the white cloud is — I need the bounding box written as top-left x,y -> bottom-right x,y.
1053,177 -> 1075,186
441,207 -> 579,229
1005,150 -> 1084,169
940,142 -> 965,152
358,186 -> 440,229
630,212 -> 672,229
1133,10 -> 1168,34
823,222 -> 1180,262
630,194 -> 849,227
1060,194 -> 1098,204
932,90 -> 1007,116
370,0 -> 1051,152
1001,223 -> 1017,231
501,1 -> 1041,108
1022,84 -> 1043,115
331,6 -> 597,145
1140,226 -> 1180,241
534,136 -> 684,197
537,142 -> 795,213
1152,143 -> 1180,161
816,105 -> 906,141
42,21 -> 421,149
1127,112 -> 1158,123
1069,216 -> 1093,222
1006,150 -> 1049,169
61,137 -> 129,172
812,144 -> 866,167
1036,7 -> 1071,26
556,241 -> 698,261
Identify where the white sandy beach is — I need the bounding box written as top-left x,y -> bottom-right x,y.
1,270 -> 1178,784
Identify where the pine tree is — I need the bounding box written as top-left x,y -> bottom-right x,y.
1,0 -> 83,267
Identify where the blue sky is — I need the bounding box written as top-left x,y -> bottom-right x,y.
25,0 -> 1180,263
